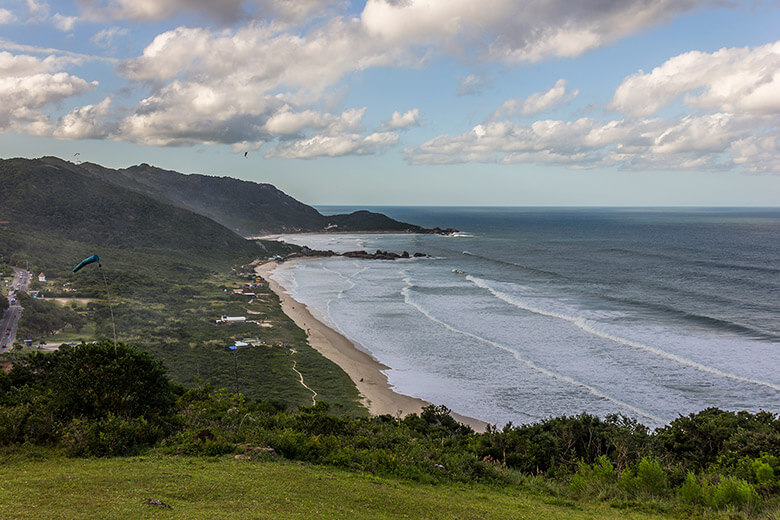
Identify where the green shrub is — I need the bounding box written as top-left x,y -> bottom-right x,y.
62,414 -> 166,457
635,457 -> 668,496
568,456 -> 616,499
711,477 -> 760,512
0,405 -> 28,445
677,472 -> 705,505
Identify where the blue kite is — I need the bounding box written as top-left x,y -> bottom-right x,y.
72,254 -> 100,273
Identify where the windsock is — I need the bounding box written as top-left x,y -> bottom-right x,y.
72,254 -> 100,273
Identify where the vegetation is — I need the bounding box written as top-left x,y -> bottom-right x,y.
47,157 -> 427,235
16,292 -> 85,339
1,342 -> 778,517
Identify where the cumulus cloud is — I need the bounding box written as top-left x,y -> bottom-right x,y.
266,131 -> 398,158
361,0 -> 712,63
380,108 -> 420,130
731,133 -> 780,173
25,0 -> 50,23
113,19 -> 417,149
407,111 -> 776,172
407,41 -> 780,173
53,97 -> 113,139
0,8 -> 17,24
488,79 -> 578,120
52,13 -> 78,31
0,51 -> 77,76
0,71 -> 98,132
611,41 -> 780,117
0,51 -> 100,136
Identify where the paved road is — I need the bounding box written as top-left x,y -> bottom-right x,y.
1,267 -> 30,352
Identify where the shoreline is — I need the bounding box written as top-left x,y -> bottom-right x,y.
255,260 -> 488,433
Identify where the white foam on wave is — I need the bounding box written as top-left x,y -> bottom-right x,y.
467,275 -> 780,393
400,274 -> 666,424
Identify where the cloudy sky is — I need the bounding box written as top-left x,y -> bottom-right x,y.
1,0 -> 779,206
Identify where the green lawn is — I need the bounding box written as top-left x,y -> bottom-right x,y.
0,455 -> 670,520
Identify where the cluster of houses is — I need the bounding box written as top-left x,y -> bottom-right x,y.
228,277 -> 266,298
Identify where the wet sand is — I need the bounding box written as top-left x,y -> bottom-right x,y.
255,260 -> 487,432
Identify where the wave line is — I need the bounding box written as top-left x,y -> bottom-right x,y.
400,276 -> 666,424
467,275 -> 780,392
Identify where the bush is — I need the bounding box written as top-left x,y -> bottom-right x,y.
568,456 -> 616,499
677,472 -> 705,505
711,477 -> 760,512
635,457 -> 668,496
17,341 -> 176,422
62,414 -> 166,457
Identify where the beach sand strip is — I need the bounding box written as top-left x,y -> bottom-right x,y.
255,260 -> 487,432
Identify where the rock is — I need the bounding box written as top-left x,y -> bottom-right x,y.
427,227 -> 459,235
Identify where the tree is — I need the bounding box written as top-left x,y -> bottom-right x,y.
16,341 -> 176,422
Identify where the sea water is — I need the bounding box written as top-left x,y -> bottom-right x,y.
268,208 -> 780,428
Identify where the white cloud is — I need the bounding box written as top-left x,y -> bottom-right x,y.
52,13 -> 78,31
731,133 -> 780,173
264,106 -> 365,135
0,70 -> 97,132
611,41 -> 780,117
91,26 -> 129,48
0,8 -> 17,24
114,19 -> 417,148
266,131 -> 398,159
489,79 -> 578,120
361,0 -> 712,63
26,0 -> 49,23
407,40 -> 780,173
457,73 -> 492,96
406,112 -> 777,173
0,51 -> 77,76
380,108 -> 420,130
120,21 -> 412,89
53,97 -> 113,139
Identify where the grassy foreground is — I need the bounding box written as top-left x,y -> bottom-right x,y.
0,454 -> 666,520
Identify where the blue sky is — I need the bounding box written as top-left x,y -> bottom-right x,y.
1,0 -> 779,206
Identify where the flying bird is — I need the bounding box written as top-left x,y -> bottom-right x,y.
244,151 -> 248,158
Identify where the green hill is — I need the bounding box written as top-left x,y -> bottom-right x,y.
0,157 -> 262,257
74,159 -> 427,235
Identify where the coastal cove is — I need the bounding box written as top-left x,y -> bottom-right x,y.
259,207 -> 780,430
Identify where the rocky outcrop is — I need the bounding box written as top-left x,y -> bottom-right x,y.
426,227 -> 459,235
342,250 -> 428,260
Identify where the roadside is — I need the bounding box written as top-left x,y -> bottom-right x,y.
1,267 -> 31,353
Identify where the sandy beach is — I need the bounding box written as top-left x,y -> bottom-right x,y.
255,260 -> 488,432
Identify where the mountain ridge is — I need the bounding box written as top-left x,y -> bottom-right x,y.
61,158 -> 427,236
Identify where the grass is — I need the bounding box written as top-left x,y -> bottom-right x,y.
0,454 -> 671,520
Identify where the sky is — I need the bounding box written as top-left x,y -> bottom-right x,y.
1,0 -> 779,206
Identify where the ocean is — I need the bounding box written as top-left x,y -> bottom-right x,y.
267,207 -> 780,429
